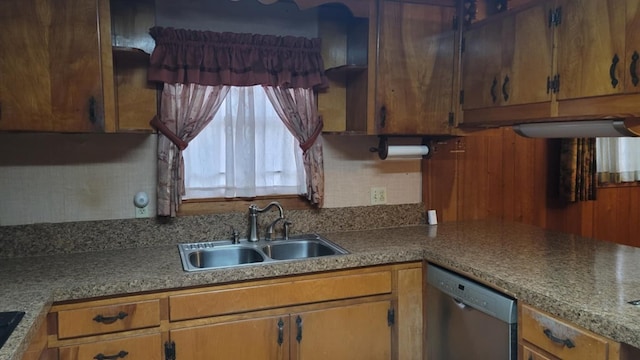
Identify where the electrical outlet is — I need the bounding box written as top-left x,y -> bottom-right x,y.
370,187 -> 387,205
135,206 -> 150,218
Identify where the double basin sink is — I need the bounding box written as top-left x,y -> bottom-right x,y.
178,234 -> 349,272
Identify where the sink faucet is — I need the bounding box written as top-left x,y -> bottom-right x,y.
266,218 -> 292,241
248,202 -> 284,242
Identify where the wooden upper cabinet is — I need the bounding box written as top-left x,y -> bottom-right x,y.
555,0 -> 626,100
461,1 -> 554,112
0,0 -> 155,133
0,0 -> 106,132
375,1 -> 456,135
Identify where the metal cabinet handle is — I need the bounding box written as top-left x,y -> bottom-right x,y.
502,75 -> 510,102
543,328 -> 575,348
631,51 -> 639,86
93,311 -> 128,324
490,77 -> 498,103
610,54 -> 620,88
295,315 -> 303,343
379,106 -> 387,129
88,96 -> 97,124
277,318 -> 284,345
93,350 -> 128,360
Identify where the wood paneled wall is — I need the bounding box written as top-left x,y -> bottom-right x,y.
423,128 -> 640,248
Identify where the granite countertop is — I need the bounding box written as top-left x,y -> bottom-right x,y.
1,220 -> 640,360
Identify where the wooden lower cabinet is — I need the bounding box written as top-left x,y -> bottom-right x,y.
46,263 -> 422,360
170,301 -> 392,360
519,303 -> 632,360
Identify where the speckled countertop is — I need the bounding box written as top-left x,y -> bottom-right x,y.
2,220 -> 640,360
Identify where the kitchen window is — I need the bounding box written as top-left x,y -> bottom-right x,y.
596,137 -> 640,185
182,85 -> 307,200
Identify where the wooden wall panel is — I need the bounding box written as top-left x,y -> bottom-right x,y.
423,128 -> 640,247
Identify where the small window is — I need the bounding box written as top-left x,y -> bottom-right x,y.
182,86 -> 306,199
596,137 -> 640,184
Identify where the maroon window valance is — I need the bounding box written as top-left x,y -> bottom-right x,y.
148,27 -> 328,89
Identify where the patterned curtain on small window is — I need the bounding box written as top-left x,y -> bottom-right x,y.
148,27 -> 328,216
559,138 -> 597,202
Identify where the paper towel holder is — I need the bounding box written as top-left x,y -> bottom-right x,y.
369,136 -> 432,160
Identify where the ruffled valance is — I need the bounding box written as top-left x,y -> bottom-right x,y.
148,27 -> 328,89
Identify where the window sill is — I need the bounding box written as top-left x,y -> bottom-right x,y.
178,195 -> 314,216
597,182 -> 640,189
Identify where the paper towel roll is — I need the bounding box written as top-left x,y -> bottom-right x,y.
386,145 -> 430,158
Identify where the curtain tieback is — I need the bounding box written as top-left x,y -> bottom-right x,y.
150,116 -> 188,150
300,118 -> 324,154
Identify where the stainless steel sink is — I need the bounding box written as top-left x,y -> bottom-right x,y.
178,234 -> 348,272
187,246 -> 265,269
261,239 -> 343,260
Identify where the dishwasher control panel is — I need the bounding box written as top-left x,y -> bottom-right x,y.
427,264 -> 516,324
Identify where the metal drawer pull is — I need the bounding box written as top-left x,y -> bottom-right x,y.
630,51 -> 639,86
93,311 -> 128,324
490,77 -> 498,103
277,318 -> 284,345
543,328 -> 575,348
502,75 -> 510,102
94,350 -> 128,360
296,315 -> 303,343
610,54 -> 620,88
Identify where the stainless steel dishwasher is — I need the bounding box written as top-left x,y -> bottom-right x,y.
426,264 -> 517,360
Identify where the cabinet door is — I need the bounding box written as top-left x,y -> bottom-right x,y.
502,1 -> 554,106
461,19 -> 504,110
376,1 -> 456,135
625,0 -> 640,93
0,0 -> 54,131
170,316 -> 288,360
462,1 -> 553,110
291,301 -> 391,360
0,0 -> 105,132
556,0 -> 626,100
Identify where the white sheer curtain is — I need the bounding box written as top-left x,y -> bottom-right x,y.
596,137 -> 640,183
182,86 -> 306,199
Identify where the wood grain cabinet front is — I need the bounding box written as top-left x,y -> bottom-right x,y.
44,263 -> 422,360
56,299 -> 161,339
460,0 -> 555,125
0,0 -> 155,133
375,0 -> 457,135
520,303 -> 619,360
58,333 -> 162,360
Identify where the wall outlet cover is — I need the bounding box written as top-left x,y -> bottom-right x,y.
135,206 -> 150,218
370,187 -> 387,205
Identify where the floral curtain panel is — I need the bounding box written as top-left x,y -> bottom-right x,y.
263,86 -> 324,205
559,138 -> 597,202
148,27 -> 328,216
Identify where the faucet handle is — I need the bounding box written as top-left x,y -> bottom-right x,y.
283,220 -> 292,240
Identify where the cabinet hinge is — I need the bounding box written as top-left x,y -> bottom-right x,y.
547,74 -> 561,93
452,16 -> 458,30
459,90 -> 465,105
387,308 -> 395,326
164,341 -> 176,360
548,7 -> 562,27
448,112 -> 455,127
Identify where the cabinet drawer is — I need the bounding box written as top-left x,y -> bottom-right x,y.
170,271 -> 392,321
521,304 -> 609,360
57,299 -> 160,339
58,333 -> 162,360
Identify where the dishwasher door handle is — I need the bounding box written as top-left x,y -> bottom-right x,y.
453,298 -> 469,310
